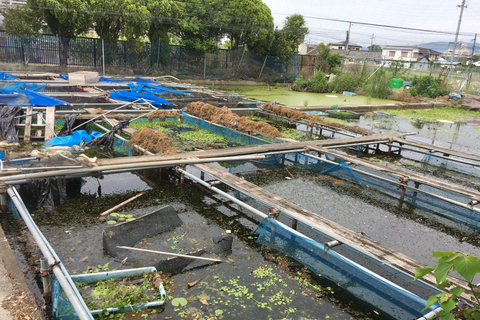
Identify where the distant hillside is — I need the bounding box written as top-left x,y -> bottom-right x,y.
415,41 -> 476,54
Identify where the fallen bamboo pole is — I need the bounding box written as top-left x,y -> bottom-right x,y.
100,192 -> 145,216
116,246 -> 230,263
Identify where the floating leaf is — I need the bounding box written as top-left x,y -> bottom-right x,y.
171,297 -> 187,307
126,218 -> 136,222
107,220 -> 117,225
110,213 -> 119,217
215,309 -> 223,316
200,300 -> 209,305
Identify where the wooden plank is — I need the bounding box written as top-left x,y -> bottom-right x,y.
309,146 -> 480,199
23,106 -> 33,142
96,133 -> 403,167
395,138 -> 480,162
194,162 -> 471,298
44,107 -> 56,141
34,112 -> 43,137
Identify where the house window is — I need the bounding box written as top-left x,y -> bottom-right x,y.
401,51 -> 408,57
413,52 -> 418,58
388,51 -> 395,57
338,46 -> 343,50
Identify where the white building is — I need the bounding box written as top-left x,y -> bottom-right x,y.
381,45 -> 419,68
0,0 -> 26,10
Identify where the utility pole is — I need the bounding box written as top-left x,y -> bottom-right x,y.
466,33 -> 477,90
448,0 -> 467,78
370,33 -> 375,50
341,22 -> 352,73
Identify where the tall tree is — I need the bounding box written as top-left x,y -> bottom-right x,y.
222,0 -> 274,55
368,44 -> 382,52
146,0 -> 184,43
315,43 -> 341,74
28,0 -> 91,66
268,13 -> 308,59
2,5 -> 43,65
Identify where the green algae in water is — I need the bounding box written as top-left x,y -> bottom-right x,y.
377,106 -> 480,122
178,129 -> 227,143
215,85 -> 400,106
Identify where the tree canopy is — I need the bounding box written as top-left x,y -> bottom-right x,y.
368,44 -> 382,52
3,0 -> 308,59
315,43 -> 342,74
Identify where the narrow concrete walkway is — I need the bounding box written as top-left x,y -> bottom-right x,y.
0,227 -> 13,320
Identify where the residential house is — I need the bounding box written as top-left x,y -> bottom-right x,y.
382,45 -> 441,70
329,41 -> 362,51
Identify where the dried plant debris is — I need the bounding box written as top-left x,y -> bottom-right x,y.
2,289 -> 43,320
147,110 -> 183,123
262,102 -> 374,136
130,128 -> 179,154
187,102 -> 284,138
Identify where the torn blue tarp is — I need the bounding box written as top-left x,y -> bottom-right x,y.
59,74 -> 68,80
133,77 -> 160,84
0,72 -> 19,80
99,76 -> 130,83
44,130 -> 102,147
129,82 -> 191,95
0,82 -> 46,93
0,94 -> 29,105
109,90 -> 173,109
24,90 -> 70,107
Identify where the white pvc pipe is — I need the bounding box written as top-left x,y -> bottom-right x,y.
417,307 -> 443,320
7,188 -> 93,320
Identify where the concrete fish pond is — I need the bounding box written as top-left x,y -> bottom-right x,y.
2,74 -> 480,319
3,175 -> 385,320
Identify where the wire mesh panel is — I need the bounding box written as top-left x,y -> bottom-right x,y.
421,153 -> 480,178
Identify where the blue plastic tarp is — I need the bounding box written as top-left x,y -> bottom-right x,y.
59,74 -> 68,80
0,72 -> 19,80
0,94 -> 29,105
109,90 -> 173,109
129,82 -> 191,95
133,77 -> 160,84
44,130 -> 102,147
0,82 -> 46,93
24,90 -> 70,107
0,151 -> 4,159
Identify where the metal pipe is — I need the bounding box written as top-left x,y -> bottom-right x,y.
7,188 -> 93,320
324,140 -> 390,149
416,307 -> 443,320
0,155 -> 268,184
40,257 -> 52,294
304,151 -> 480,215
0,166 -> 85,172
393,139 -> 480,164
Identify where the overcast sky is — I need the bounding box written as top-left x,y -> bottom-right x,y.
263,0 -> 479,49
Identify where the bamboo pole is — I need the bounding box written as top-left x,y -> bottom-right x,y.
116,246 -> 230,263
100,192 -> 145,216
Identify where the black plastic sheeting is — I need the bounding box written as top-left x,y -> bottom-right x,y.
0,105 -> 22,142
57,114 -> 78,137
21,177 -> 66,213
86,120 -> 130,149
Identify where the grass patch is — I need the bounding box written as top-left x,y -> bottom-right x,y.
324,117 -> 347,124
377,107 -> 480,122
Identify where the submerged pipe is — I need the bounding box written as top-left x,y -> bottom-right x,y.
7,187 -> 93,320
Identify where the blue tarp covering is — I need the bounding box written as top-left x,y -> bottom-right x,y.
99,76 -> 130,83
24,90 -> 70,107
0,94 -> 28,105
0,151 -> 4,159
59,74 -> 68,80
44,130 -> 102,147
109,90 -> 173,109
0,72 -> 19,80
133,77 -> 160,84
0,82 -> 46,93
129,82 -> 191,95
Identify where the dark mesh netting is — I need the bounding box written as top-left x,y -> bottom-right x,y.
103,206 -> 183,258
20,177 -> 66,213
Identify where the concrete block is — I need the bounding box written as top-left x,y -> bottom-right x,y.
68,71 -> 99,85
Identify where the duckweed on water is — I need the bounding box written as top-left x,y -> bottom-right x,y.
178,129 -> 227,143
378,106 -> 480,121
281,128 -> 303,140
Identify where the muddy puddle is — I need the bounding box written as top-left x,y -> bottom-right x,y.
1,170 -> 387,320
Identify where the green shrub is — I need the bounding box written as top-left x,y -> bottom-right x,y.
364,68 -> 391,99
307,71 -> 328,93
409,76 -> 449,98
329,73 -> 361,93
293,75 -> 308,91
